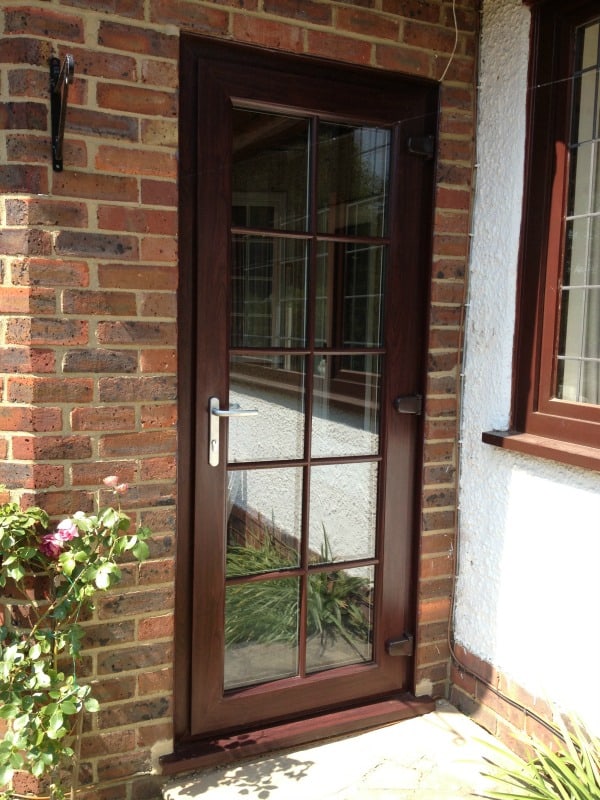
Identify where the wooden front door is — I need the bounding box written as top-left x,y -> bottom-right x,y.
175,35 -> 438,756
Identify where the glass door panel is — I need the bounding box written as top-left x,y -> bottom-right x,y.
305,566 -> 374,673
317,123 -> 390,236
233,109 -> 310,232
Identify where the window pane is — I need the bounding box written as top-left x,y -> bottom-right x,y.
555,20 -> 600,405
228,355 -> 305,462
226,467 -> 303,576
224,578 -> 299,689
309,462 -> 378,563
231,235 -> 308,348
312,355 -> 381,458
315,241 -> 386,348
232,109 -> 310,231
306,566 -> 373,674
317,123 -> 390,237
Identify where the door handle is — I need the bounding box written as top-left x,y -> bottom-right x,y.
208,397 -> 258,466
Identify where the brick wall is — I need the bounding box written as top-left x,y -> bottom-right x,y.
0,1 -> 479,797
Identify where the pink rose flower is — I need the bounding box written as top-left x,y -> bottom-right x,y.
103,475 -> 120,488
56,519 -> 78,541
114,483 -> 128,495
39,519 -> 79,559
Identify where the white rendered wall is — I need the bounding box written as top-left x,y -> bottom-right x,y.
455,0 -> 600,732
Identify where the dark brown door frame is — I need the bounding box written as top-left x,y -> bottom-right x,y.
171,33 -> 438,766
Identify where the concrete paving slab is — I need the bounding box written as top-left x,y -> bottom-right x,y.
163,700 -> 505,799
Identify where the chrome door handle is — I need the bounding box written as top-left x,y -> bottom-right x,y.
208,397 -> 258,466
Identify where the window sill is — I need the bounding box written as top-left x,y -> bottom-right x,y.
482,430 -> 600,472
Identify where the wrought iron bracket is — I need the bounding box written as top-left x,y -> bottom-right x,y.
50,54 -> 75,172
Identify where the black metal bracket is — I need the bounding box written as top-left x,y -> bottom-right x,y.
386,633 -> 414,657
407,134 -> 435,160
50,54 -> 75,172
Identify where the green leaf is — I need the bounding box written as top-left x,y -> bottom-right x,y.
84,697 -> 100,713
132,540 -> 150,561
0,765 -> 14,786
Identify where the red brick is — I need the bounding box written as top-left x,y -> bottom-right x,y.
0,101 -> 47,131
8,376 -> 93,403
0,36 -> 53,67
418,597 -> 451,624
5,6 -> 85,41
140,456 -> 176,481
98,264 -> 177,291
263,0 -> 330,24
139,292 -> 176,318
404,20 -> 458,53
29,489 -> 94,516
97,697 -> 171,729
97,206 -> 176,235
69,44 -> 139,80
6,132 -> 87,168
100,431 -> 176,457
6,318 -> 88,347
97,321 -> 176,346
141,59 -> 178,89
72,459 -> 137,486
97,588 -> 174,620
96,752 -> 152,782
423,440 -> 455,463
90,675 -> 137,705
55,231 -> 139,260
305,29 -> 371,63
375,42 -> 433,76
140,178 -> 177,207
140,236 -> 177,263
12,435 -> 92,461
52,171 -> 138,202
11,258 -> 89,288
420,553 -> 454,579
63,349 -> 138,373
140,118 -> 177,146
336,7 -> 400,40
62,290 -> 137,316
233,14 -> 304,53
140,404 -> 177,429
0,229 -> 52,256
0,287 -> 55,314
98,375 -> 176,402
416,639 -> 451,666
139,349 -> 176,373
71,406 -> 136,431
0,406 -> 62,432
381,0 -> 441,23
80,729 -> 137,760
137,614 -> 174,640
420,532 -> 454,555
62,0 -> 144,17
97,83 -> 176,117
149,0 -> 230,33
95,146 -> 176,178
68,107 -> 139,141
5,197 -> 88,227
0,164 -> 48,194
98,20 -> 178,58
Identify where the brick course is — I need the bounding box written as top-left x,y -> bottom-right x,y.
1,0 -> 479,795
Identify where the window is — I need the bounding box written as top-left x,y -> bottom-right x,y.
486,0 -> 600,468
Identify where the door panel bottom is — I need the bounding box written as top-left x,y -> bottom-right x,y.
160,693 -> 435,775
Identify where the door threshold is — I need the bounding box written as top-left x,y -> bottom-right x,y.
160,693 -> 435,775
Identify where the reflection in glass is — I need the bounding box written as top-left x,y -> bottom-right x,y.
226,467 -> 303,575
224,577 -> 299,690
228,355 -> 305,462
309,463 -> 378,563
306,566 -> 373,673
317,123 -> 390,237
312,355 -> 381,458
232,109 -> 310,231
231,236 -> 308,349
315,241 -> 386,349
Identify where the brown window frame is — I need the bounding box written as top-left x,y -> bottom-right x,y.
484,0 -> 600,470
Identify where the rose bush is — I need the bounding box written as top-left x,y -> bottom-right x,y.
0,478 -> 150,799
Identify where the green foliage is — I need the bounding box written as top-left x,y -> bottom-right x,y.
225,530 -> 371,653
482,713 -> 600,800
0,481 -> 151,798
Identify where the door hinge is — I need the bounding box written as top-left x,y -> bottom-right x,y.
393,394 -> 423,415
407,134 -> 435,159
386,633 -> 414,657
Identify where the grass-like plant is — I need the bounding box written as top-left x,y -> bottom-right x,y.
482,712 -> 600,800
225,527 -> 370,654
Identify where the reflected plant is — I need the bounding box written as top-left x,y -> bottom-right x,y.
225,524 -> 370,654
